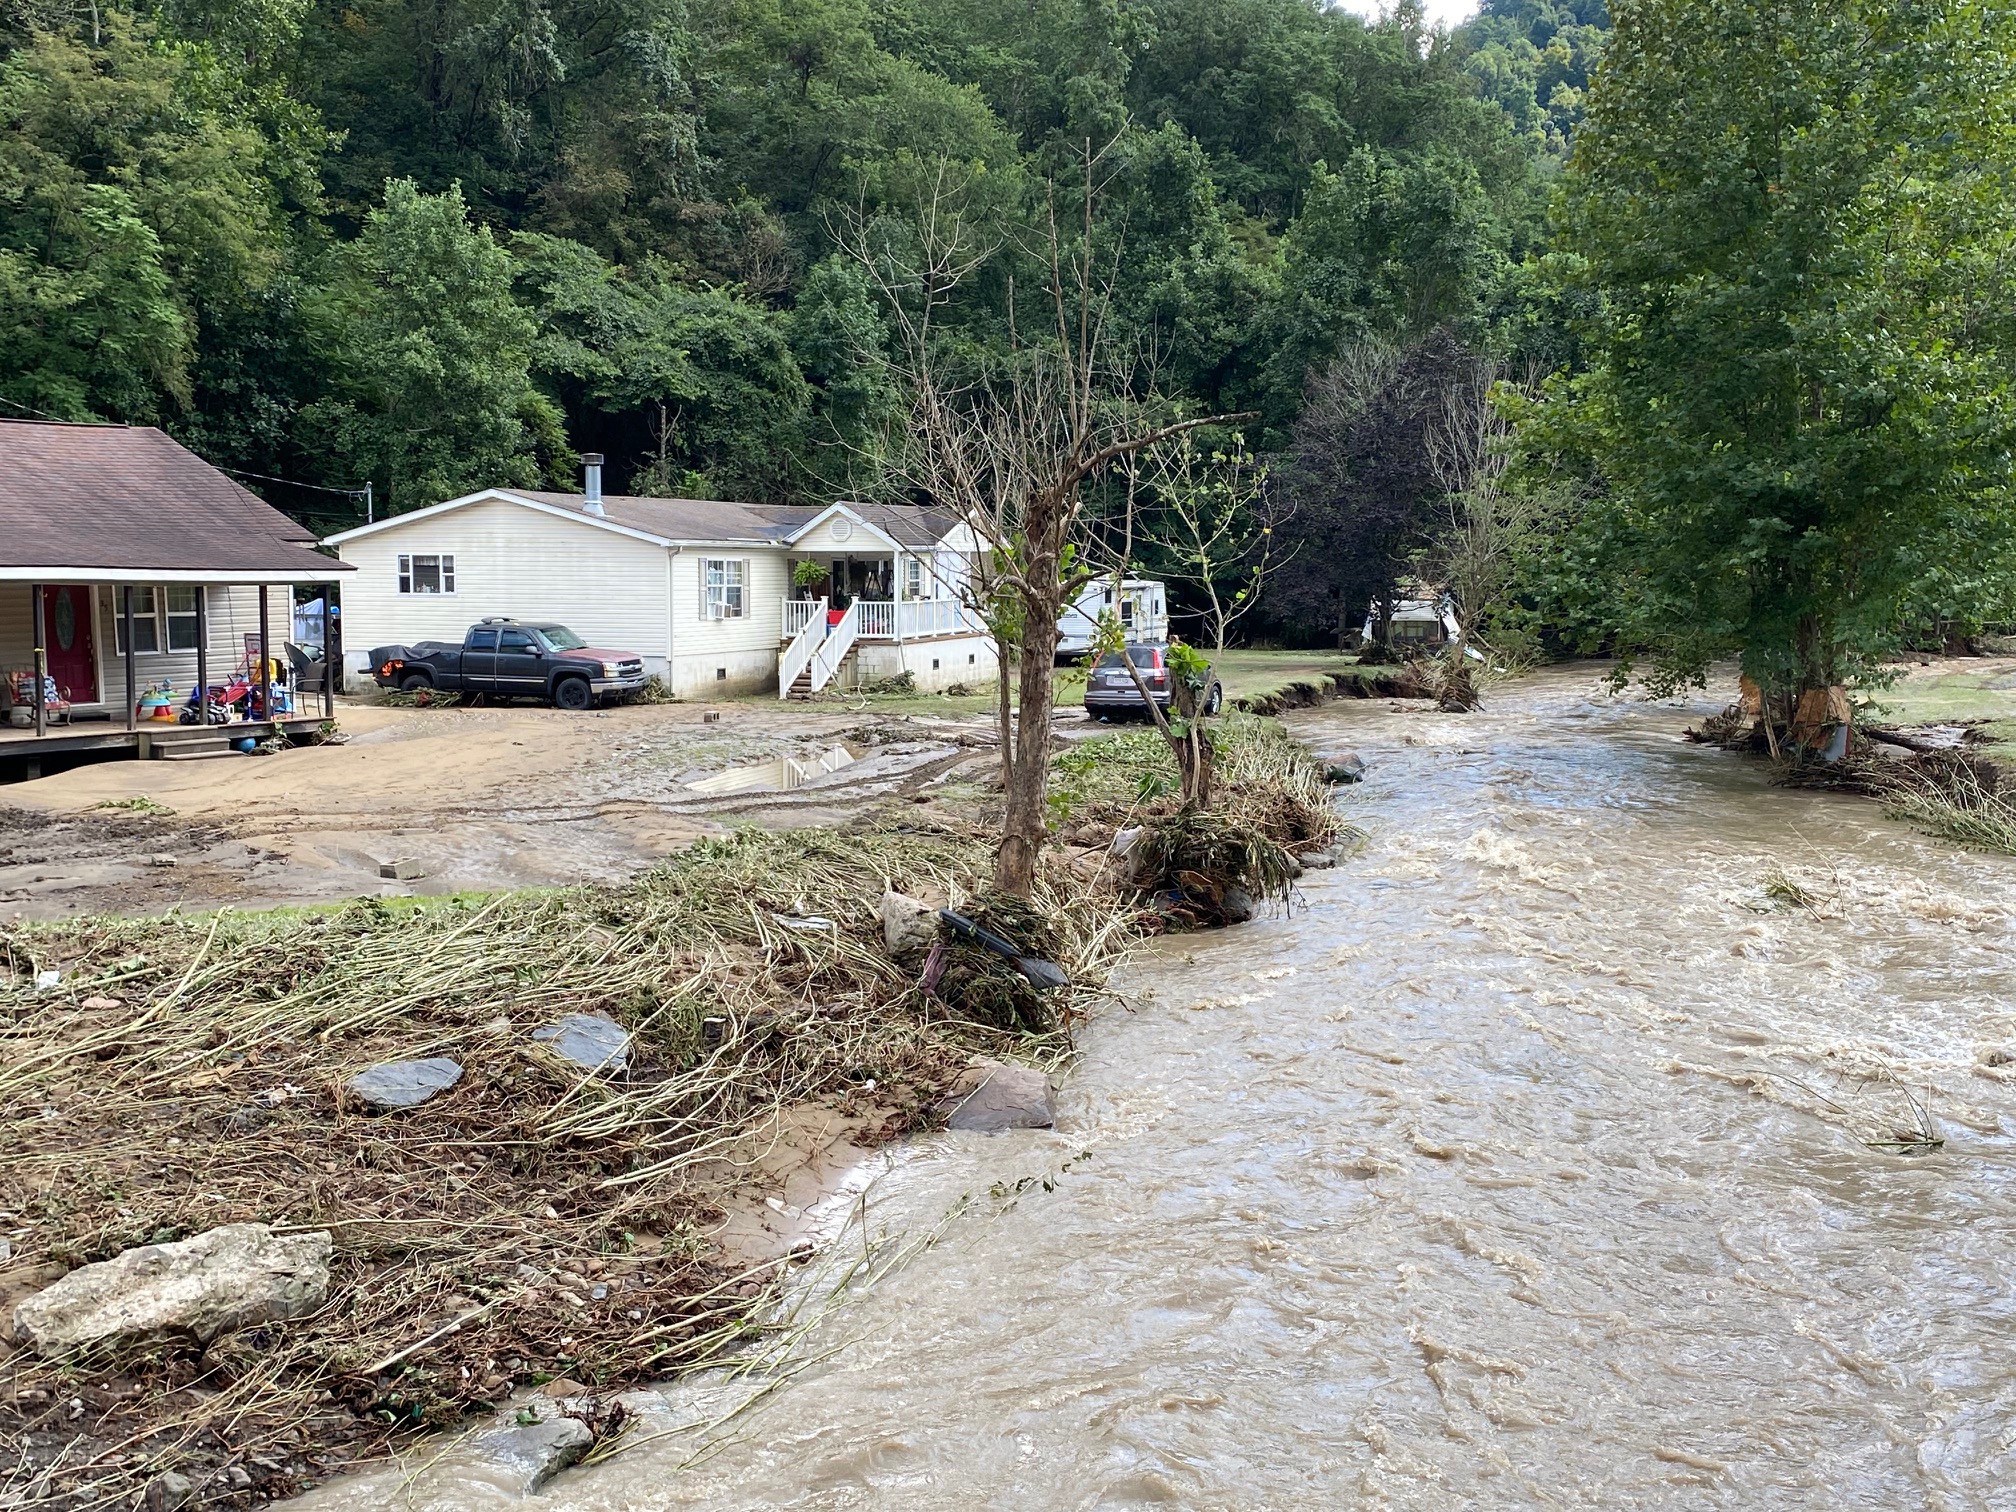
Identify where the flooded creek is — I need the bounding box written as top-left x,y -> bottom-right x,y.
304,667 -> 2016,1510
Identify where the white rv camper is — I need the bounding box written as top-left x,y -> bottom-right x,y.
1058,579 -> 1169,658
1363,595 -> 1462,647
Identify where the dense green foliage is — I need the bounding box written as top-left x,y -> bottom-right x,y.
1518,0 -> 2016,694
0,0 -> 1584,550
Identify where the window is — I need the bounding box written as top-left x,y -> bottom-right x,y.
905,557 -> 924,600
111,587 -> 161,654
398,553 -> 455,594
703,558 -> 746,620
165,587 -> 201,652
498,629 -> 536,652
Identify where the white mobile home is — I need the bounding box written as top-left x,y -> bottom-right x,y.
324,467 -> 995,698
1057,579 -> 1169,658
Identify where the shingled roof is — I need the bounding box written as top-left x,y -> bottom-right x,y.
0,421 -> 351,579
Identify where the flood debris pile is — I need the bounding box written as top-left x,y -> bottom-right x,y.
1690,694 -> 2016,855
0,826 -> 1120,1510
923,893 -> 1072,1035
1053,715 -> 1347,926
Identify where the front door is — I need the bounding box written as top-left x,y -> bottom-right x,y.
41,585 -> 97,703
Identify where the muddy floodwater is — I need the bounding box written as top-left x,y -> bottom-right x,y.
303,667 -> 2016,1510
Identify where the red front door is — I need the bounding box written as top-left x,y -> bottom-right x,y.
42,585 -> 97,703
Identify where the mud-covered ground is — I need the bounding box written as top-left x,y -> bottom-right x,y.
0,698 -> 1009,919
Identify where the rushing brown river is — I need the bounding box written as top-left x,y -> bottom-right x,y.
301,667 -> 2016,1510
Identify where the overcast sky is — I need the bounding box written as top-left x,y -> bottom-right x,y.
1332,0 -> 1481,31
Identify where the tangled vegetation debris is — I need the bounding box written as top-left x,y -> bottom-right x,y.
0,713 -> 1350,1508
0,826 -> 1117,1509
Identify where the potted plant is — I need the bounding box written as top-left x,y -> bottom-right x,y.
792,560 -> 830,600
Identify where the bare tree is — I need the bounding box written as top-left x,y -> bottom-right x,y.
1423,357 -> 1539,666
833,146 -> 1240,896
1126,435 -> 1293,654
1089,487 -> 1222,810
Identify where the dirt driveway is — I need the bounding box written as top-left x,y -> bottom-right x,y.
0,697 -> 1002,919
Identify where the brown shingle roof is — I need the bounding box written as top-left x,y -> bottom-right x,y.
512,491 -> 818,542
510,492 -> 963,547
0,421 -> 350,575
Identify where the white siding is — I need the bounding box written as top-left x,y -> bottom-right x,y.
670,548 -> 791,696
790,514 -> 898,558
0,583 -> 303,714
93,585 -> 287,712
337,499 -> 672,675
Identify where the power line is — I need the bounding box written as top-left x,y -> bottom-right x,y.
214,464 -> 370,498
0,392 -> 73,423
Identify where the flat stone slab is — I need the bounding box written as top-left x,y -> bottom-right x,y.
533,1013 -> 630,1075
472,1413 -> 592,1492
935,1062 -> 1056,1133
13,1223 -> 331,1355
346,1057 -> 463,1110
881,889 -> 938,962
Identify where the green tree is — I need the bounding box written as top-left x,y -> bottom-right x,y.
515,230 -> 811,497
0,15 -> 304,420
301,178 -> 565,509
1526,0 -> 2016,717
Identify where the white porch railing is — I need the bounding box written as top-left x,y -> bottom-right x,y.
781,598 -> 826,639
897,599 -> 978,638
807,601 -> 860,692
777,610 -> 829,698
782,594 -> 979,654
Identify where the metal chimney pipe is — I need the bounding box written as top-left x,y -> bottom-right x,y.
582,453 -> 605,516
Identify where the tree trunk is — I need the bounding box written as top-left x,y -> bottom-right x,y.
996,582 -> 1063,898
1173,680 -> 1214,809
992,630 -> 1016,793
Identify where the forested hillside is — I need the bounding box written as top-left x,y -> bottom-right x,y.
0,0 -> 1598,583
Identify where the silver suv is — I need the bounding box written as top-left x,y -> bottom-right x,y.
1083,643 -> 1224,720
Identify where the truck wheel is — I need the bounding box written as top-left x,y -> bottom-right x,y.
398,672 -> 432,694
552,676 -> 593,711
1205,681 -> 1224,715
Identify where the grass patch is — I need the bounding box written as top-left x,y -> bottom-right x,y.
0,826 -> 1124,1506
93,797 -> 174,816
1881,755 -> 2016,854
1207,649 -> 1361,706
1052,714 -> 1343,853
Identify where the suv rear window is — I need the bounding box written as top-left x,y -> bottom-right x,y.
1095,647 -> 1162,669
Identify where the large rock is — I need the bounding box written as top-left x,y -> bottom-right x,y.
345,1056 -> 463,1110
935,1062 -> 1056,1133
1323,754 -> 1366,784
533,1013 -> 630,1075
1220,886 -> 1257,924
881,890 -> 939,963
472,1413 -> 592,1492
12,1224 -> 331,1356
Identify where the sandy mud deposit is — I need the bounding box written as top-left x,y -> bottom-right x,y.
0,701 -> 1001,919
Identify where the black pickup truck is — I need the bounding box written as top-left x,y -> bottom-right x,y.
368,620 -> 649,710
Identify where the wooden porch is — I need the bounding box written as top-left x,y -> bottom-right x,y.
0,715 -> 332,777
